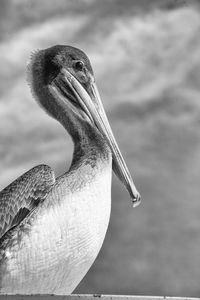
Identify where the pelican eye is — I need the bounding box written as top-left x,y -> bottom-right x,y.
74,60 -> 84,71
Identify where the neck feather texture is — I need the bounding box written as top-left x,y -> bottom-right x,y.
29,49 -> 111,171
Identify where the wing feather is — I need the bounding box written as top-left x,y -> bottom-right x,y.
0,164 -> 55,240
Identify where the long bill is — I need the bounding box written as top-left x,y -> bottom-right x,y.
60,68 -> 141,207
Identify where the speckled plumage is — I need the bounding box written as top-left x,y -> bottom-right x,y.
0,153 -> 112,294
0,44 -> 113,293
0,45 -> 140,294
0,165 -> 55,242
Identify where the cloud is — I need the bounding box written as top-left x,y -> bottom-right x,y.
1,4 -> 200,295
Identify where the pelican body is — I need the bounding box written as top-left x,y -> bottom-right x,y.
0,45 -> 140,294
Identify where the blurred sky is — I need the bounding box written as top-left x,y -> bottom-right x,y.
1,0 -> 200,297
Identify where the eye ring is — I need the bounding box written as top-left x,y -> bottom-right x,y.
74,60 -> 84,71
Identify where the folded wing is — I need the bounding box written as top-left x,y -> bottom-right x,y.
0,164 -> 55,241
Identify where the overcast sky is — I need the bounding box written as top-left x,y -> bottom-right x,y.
1,0 -> 200,297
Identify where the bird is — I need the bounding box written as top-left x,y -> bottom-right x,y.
0,45 -> 140,294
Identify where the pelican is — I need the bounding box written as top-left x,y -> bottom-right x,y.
0,45 -> 140,294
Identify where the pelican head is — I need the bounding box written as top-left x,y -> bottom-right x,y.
29,45 -> 141,206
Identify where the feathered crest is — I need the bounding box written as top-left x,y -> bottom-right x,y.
26,49 -> 40,90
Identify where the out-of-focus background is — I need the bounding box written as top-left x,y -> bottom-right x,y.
1,0 -> 200,297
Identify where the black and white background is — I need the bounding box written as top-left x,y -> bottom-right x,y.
0,0 -> 200,297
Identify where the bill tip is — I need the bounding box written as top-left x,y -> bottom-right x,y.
131,192 -> 141,208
